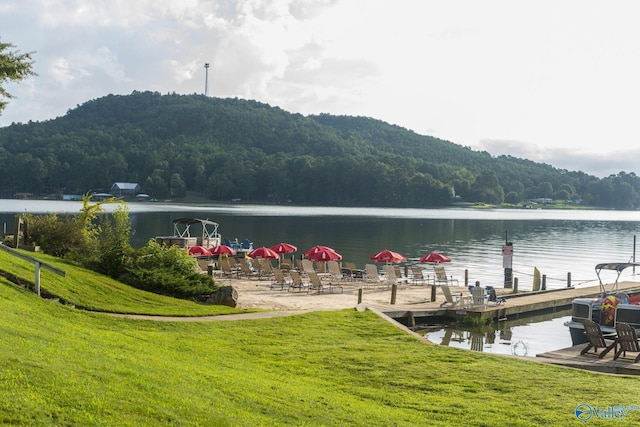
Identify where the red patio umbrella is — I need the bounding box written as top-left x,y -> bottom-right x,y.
306,247 -> 342,261
188,245 -> 212,256
370,249 -> 407,264
304,245 -> 337,258
270,242 -> 298,255
248,246 -> 279,259
419,252 -> 451,264
209,245 -> 237,256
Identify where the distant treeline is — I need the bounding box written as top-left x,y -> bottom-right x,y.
0,91 -> 638,209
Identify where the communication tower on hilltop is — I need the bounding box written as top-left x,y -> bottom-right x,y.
204,63 -> 210,96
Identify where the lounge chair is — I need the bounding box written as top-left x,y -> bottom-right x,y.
580,319 -> 616,358
440,284 -> 470,308
614,323 -> 640,362
288,270 -> 309,293
307,272 -> 325,293
257,258 -> 275,280
217,258 -> 235,278
280,261 -> 292,272
239,258 -> 258,278
410,267 -> 428,285
343,262 -> 360,280
382,265 -> 399,287
433,266 -> 459,286
393,265 -> 403,282
327,260 -> 346,282
364,264 -> 382,286
195,258 -> 211,275
271,269 -> 289,290
301,259 -> 316,276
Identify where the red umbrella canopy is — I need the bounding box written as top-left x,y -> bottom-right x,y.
248,247 -> 279,259
304,245 -> 336,258
270,242 -> 298,254
419,252 -> 451,264
370,249 -> 407,263
188,245 -> 212,256
307,247 -> 342,261
209,245 -> 237,256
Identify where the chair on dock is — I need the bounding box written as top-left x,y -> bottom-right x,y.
440,284 -> 470,308
614,323 -> 640,362
580,319 -> 616,358
470,286 -> 487,309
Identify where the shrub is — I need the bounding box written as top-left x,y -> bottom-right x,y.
118,240 -> 217,299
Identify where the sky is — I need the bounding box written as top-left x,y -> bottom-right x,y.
2,0 -> 640,178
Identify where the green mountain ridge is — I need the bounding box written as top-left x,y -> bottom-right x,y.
0,90 -> 638,208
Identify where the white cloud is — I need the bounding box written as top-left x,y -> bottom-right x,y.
2,0 -> 640,177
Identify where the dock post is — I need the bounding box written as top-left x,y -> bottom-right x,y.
513,277 -> 518,292
390,284 -> 397,305
541,275 -> 546,291
567,272 -> 571,288
430,285 -> 436,302
358,288 -> 363,304
407,311 -> 415,328
465,269 -> 469,287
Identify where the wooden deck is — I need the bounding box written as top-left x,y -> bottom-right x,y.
536,344 -> 640,375
380,280 -> 640,326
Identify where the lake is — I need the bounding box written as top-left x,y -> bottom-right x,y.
2,200 -> 639,355
3,200 -> 639,291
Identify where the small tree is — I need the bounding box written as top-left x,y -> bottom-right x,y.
0,40 -> 36,114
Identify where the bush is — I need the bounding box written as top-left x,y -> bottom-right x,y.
118,240 -> 217,299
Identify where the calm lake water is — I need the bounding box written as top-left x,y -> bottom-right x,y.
2,200 -> 640,355
3,199 -> 638,291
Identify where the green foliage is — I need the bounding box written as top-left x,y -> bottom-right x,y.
85,204 -> 133,278
1,91 -> 639,208
0,39 -> 36,114
22,213 -> 90,257
118,240 -> 216,299
22,197 -> 217,300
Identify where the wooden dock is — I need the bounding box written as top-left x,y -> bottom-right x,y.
535,343 -> 640,375
380,280 -> 640,327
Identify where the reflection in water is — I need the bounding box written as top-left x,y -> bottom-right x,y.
420,310 -> 572,357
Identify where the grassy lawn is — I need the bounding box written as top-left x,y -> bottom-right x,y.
0,250 -> 252,316
1,278 -> 639,426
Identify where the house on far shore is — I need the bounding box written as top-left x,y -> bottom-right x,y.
110,182 -> 142,198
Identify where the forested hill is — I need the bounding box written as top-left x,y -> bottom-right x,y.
0,90 -> 638,208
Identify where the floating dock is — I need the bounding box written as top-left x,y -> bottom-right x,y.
380,280 -> 640,327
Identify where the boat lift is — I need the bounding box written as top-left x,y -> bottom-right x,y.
171,218 -> 221,247
595,263 -> 640,295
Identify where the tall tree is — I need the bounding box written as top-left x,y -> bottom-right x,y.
0,40 -> 35,114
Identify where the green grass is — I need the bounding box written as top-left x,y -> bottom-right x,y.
0,250 -> 252,316
1,251 -> 640,425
